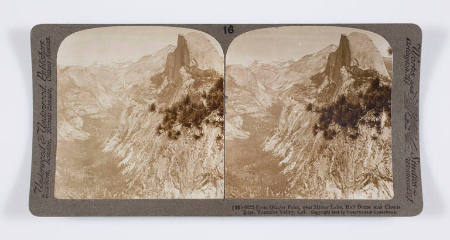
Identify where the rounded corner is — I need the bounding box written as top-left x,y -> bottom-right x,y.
408,23 -> 423,37
408,203 -> 424,217
30,24 -> 44,35
28,200 -> 43,217
196,30 -> 225,57
225,30 -> 256,59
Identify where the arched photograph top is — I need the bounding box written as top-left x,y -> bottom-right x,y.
56,26 -> 225,199
225,26 -> 393,199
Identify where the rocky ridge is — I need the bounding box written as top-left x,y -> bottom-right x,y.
226,32 -> 393,199
56,33 -> 224,199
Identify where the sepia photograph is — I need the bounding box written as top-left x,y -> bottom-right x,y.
225,26 -> 393,199
3,0 -> 449,237
55,26 -> 225,199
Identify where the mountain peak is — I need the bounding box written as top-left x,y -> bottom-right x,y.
165,35 -> 191,80
324,34 -> 352,82
184,32 -> 224,73
324,33 -> 390,83
347,32 -> 389,77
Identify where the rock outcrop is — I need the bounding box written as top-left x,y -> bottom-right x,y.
347,32 -> 389,78
324,33 -> 389,84
226,31 -> 393,199
102,33 -> 224,199
185,32 -> 224,74
165,35 -> 191,81
56,32 -> 225,199
325,34 -> 352,82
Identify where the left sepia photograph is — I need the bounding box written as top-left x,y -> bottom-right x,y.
55,26 -> 225,199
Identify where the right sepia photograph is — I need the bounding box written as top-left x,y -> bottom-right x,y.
225,26 -> 393,199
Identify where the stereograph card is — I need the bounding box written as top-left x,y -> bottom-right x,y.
30,24 -> 422,216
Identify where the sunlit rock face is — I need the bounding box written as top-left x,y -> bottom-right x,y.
325,34 -> 352,82
165,35 -> 190,82
226,30 -> 393,199
55,29 -> 224,199
347,32 -> 390,78
325,33 -> 389,84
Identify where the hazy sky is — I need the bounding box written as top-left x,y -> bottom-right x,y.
57,26 -> 221,67
58,26 -> 391,68
226,26 -> 392,66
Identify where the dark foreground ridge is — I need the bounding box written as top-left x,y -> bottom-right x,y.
310,68 -> 391,140
157,77 -> 224,140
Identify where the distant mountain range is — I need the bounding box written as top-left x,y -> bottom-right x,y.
226,32 -> 393,199
56,30 -> 394,200
56,33 -> 224,199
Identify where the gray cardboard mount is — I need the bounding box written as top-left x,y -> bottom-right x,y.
30,24 -> 422,216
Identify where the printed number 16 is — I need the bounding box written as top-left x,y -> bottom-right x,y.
224,25 -> 234,34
